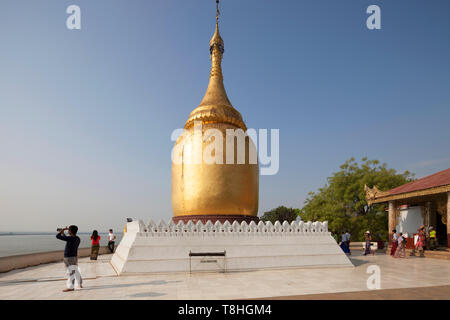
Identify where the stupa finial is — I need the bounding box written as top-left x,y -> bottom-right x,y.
209,0 -> 224,78
216,0 -> 220,24
184,0 -> 246,130
196,0 -> 232,109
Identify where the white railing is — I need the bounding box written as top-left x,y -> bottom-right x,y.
130,219 -> 328,236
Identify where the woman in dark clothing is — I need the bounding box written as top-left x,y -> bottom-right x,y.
339,231 -> 350,253
390,229 -> 398,256
90,230 -> 101,260
364,231 -> 374,256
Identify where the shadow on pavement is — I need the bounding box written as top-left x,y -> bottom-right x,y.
129,292 -> 167,298
80,280 -> 182,291
348,258 -> 369,267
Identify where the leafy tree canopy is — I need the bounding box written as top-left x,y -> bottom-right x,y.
299,158 -> 414,241
260,206 -> 300,224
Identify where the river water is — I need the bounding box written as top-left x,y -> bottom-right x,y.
0,233 -> 123,257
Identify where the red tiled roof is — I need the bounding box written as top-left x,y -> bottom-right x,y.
388,168 -> 450,195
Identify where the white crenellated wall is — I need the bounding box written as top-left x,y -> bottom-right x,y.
111,219 -> 353,275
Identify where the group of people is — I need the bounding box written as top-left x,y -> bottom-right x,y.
333,230 -> 377,256
334,224 -> 440,259
56,226 -> 117,292
390,229 -> 408,258
335,230 -> 352,255
89,229 -> 117,260
340,230 -> 375,256
390,225 -> 438,259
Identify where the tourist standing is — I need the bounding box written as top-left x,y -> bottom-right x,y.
90,230 -> 101,260
345,230 -> 351,255
108,229 -> 117,253
364,231 -> 374,256
390,229 -> 398,257
429,227 -> 437,250
394,232 -> 406,258
56,225 -> 83,292
340,231 -> 350,254
415,226 -> 426,257
333,232 -> 339,243
403,232 -> 409,252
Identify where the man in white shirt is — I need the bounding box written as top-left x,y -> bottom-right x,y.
107,229 -> 117,253
340,231 -> 350,254
344,230 -> 351,255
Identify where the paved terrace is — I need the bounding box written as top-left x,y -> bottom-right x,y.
0,253 -> 449,300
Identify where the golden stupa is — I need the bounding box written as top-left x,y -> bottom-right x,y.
172,1 -> 259,223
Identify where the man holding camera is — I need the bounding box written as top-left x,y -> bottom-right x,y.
56,225 -> 83,292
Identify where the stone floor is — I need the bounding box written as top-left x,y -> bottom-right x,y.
260,285 -> 450,300
0,253 -> 449,300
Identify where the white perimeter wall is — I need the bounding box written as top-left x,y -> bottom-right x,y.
111,219 -> 353,275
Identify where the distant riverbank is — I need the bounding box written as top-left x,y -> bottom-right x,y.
0,233 -> 122,258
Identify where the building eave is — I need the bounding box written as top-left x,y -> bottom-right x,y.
367,184 -> 450,205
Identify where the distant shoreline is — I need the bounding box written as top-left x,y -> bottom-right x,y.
0,246 -> 113,273
0,244 -> 98,258
0,233 -> 122,258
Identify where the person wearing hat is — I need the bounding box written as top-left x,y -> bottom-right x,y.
429,226 -> 437,250
364,231 -> 374,256
414,225 -> 426,257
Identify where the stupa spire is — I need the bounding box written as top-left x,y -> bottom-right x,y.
184,0 -> 246,130
198,0 -> 232,108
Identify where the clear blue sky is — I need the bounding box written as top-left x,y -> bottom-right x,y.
1,0 -> 449,232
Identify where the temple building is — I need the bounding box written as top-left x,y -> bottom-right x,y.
171,1 -> 259,224
365,168 -> 450,248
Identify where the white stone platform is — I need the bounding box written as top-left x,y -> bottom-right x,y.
111,219 -> 353,275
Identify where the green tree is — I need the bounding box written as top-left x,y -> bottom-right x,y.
260,206 -> 300,224
300,158 -> 414,241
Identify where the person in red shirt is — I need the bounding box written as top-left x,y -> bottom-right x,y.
416,226 -> 426,257
412,226 -> 426,257
390,229 -> 398,257
90,230 -> 101,260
